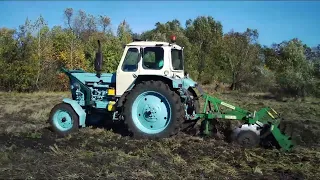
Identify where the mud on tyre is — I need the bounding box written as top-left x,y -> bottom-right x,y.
122,80 -> 185,139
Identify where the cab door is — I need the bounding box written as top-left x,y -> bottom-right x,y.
116,46 -> 141,96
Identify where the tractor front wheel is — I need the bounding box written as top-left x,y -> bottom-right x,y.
49,103 -> 79,137
122,80 -> 184,139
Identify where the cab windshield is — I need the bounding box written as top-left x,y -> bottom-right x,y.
171,49 -> 183,70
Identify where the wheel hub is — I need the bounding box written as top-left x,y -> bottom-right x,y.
241,136 -> 251,145
61,117 -> 67,123
143,105 -> 160,122
52,110 -> 73,131
131,91 -> 171,134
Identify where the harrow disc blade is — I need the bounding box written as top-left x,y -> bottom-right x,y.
230,124 -> 261,148
230,122 -> 294,151
259,122 -> 295,151
199,118 -> 294,151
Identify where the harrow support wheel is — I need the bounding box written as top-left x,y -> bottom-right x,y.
122,80 -> 185,139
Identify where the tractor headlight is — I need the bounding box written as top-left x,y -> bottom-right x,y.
164,70 -> 169,76
73,83 -> 80,90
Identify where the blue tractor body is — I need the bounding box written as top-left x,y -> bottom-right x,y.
49,39 -> 200,138
57,65 -> 199,130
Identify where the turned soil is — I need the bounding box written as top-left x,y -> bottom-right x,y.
0,90 -> 319,179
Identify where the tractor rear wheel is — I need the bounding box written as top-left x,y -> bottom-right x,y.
122,80 -> 184,139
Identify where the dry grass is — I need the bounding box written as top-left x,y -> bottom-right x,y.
0,91 -> 319,179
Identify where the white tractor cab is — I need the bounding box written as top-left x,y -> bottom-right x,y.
116,35 -> 188,96
110,35 -> 201,137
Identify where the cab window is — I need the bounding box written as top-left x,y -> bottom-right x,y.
121,48 -> 140,72
142,47 -> 164,70
171,49 -> 183,70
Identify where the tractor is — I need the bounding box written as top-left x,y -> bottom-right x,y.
49,36 -> 294,151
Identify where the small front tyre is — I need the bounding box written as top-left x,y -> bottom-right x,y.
49,103 -> 79,137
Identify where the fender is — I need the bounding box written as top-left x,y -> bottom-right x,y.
175,77 -> 197,89
63,98 -> 87,127
125,74 -> 197,92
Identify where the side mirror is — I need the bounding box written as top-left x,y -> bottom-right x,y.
94,40 -> 103,76
184,71 -> 189,78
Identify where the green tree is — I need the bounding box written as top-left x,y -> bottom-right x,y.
274,39 -> 315,96
0,7 -> 319,96
0,28 -> 18,90
99,15 -> 111,34
185,16 -> 223,83
11,18 -> 38,91
33,15 -> 49,89
117,20 -> 132,44
222,28 -> 261,90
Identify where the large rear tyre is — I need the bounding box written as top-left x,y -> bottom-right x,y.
49,103 -> 79,137
122,80 -> 185,139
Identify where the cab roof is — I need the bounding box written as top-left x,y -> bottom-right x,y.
126,41 -> 182,49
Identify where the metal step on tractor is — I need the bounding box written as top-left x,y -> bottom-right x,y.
49,35 -> 295,151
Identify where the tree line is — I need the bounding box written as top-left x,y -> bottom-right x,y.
0,8 -> 319,97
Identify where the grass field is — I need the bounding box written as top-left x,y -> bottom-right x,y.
0,89 -> 320,179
